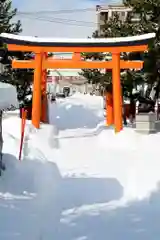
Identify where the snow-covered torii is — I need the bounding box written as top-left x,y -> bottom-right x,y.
0,32 -> 155,133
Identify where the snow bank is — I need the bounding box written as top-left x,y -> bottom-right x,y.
0,83 -> 18,110
3,94 -> 160,202
1,93 -> 160,239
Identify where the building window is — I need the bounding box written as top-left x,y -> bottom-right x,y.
112,11 -> 117,17
100,12 -> 108,21
105,12 -> 108,21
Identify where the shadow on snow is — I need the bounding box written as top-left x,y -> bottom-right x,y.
0,153 -> 122,240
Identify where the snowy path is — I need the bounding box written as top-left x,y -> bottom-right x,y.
1,94 -> 160,239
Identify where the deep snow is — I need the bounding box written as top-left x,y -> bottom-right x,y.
1,93 -> 160,240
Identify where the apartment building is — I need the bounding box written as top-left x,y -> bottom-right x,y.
96,4 -> 139,34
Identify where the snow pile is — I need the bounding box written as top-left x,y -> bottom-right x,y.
3,94 -> 160,201
1,93 -> 160,239
0,83 -> 18,110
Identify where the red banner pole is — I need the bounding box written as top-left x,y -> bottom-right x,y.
19,108 -> 27,161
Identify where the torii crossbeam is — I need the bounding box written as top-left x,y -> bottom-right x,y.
0,32 -> 155,133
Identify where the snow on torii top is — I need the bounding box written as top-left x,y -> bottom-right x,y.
0,32 -> 156,47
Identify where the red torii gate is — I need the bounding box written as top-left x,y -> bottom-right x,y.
0,33 -> 155,133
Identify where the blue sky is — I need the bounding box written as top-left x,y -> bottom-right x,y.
11,0 -> 116,38
12,0 -> 107,8
12,0 -> 23,9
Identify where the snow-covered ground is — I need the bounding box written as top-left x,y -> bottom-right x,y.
1,93 -> 160,240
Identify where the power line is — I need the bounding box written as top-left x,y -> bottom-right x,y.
17,15 -> 96,27
17,8 -> 95,15
18,14 -> 96,25
0,7 -> 97,27
1,7 -> 97,27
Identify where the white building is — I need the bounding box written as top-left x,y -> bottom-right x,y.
96,4 -> 140,34
47,53 -> 88,94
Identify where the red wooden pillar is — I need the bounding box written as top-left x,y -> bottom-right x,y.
41,52 -> 48,123
106,92 -> 114,126
112,52 -> 123,133
32,52 -> 43,128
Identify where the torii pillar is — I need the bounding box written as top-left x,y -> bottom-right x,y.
32,52 -> 43,129
112,52 -> 122,132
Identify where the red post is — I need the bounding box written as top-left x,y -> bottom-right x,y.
112,52 -> 123,132
19,108 -> 27,161
41,52 -> 48,123
106,92 -> 114,126
32,52 -> 43,128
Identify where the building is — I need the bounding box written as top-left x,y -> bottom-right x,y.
47,52 -> 86,84
47,53 -> 90,94
96,4 -> 140,34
